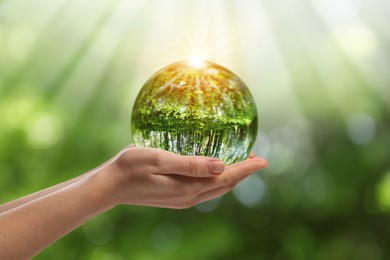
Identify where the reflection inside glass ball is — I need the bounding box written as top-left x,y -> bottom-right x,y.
131,60 -> 258,164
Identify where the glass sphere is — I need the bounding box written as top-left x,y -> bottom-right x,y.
131,60 -> 258,164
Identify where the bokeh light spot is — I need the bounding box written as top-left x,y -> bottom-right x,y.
5,95 -> 40,130
337,25 -> 378,59
195,197 -> 222,213
347,113 -> 376,145
376,171 -> 390,212
26,112 -> 63,149
89,248 -> 124,260
253,132 -> 270,157
233,174 -> 267,208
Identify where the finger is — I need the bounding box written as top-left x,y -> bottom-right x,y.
223,157 -> 268,181
156,152 -> 225,178
249,152 -> 256,159
168,157 -> 268,198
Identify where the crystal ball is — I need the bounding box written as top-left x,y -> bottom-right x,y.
131,60 -> 258,164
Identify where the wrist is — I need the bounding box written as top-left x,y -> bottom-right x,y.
86,161 -> 122,209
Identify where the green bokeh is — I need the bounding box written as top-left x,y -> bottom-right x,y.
0,0 -> 389,259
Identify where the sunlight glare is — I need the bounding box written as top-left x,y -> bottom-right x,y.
188,55 -> 205,68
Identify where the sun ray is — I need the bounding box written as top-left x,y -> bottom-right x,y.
44,0 -> 123,100
232,0 -> 302,127
308,0 -> 390,112
51,0 -> 148,128
0,0 -> 72,96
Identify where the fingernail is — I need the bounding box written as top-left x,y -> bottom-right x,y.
263,160 -> 269,167
258,158 -> 269,167
208,160 -> 225,175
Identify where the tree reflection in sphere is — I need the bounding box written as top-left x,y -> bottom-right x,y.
131,60 -> 258,164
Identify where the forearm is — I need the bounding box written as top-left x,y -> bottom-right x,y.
0,173 -> 88,214
0,172 -> 114,259
0,153 -> 120,214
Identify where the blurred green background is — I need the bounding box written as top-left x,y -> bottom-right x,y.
1,0 -> 389,259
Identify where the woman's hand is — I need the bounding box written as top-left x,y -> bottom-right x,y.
95,146 -> 269,209
0,145 -> 268,259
